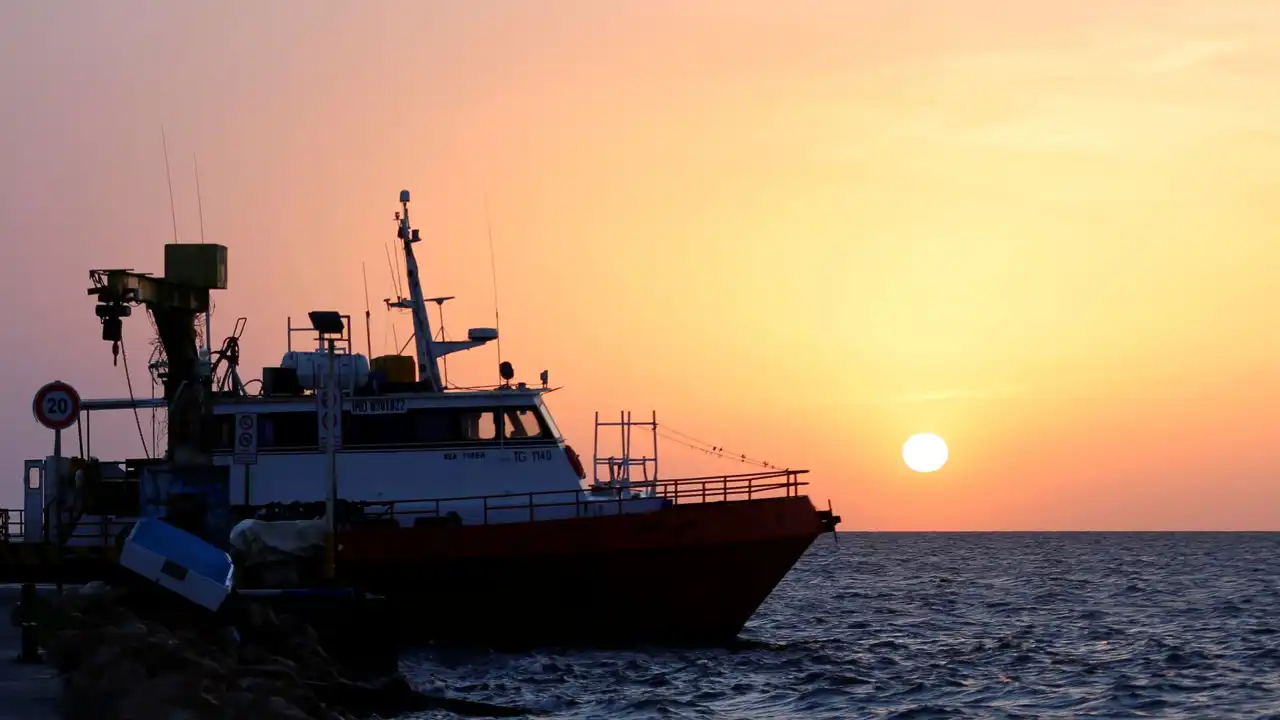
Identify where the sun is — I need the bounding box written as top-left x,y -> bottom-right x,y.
903,433 -> 949,473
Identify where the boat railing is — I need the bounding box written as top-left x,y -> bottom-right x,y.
0,507 -> 125,546
351,469 -> 809,526
0,470 -> 810,540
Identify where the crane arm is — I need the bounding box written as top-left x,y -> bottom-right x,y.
89,267 -> 215,465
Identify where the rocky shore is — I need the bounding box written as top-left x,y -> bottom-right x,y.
20,582 -> 527,720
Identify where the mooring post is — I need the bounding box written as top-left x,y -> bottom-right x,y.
18,581 -> 33,616
17,582 -> 39,663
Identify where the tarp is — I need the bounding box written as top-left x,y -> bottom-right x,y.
229,519 -> 327,566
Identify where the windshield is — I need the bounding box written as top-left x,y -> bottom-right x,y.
534,396 -> 563,440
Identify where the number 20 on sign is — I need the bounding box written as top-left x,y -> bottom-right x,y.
32,380 -> 81,431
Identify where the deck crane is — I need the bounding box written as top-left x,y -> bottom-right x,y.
88,244 -> 228,468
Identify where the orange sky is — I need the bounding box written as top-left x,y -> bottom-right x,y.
1,0 -> 1277,530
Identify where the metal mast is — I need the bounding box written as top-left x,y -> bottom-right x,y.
395,190 -> 443,391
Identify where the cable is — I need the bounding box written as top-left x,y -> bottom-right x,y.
662,425 -> 730,451
120,333 -> 152,459
657,426 -> 783,470
150,380 -> 159,454
146,313 -> 165,453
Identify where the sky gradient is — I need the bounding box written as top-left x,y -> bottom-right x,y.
2,0 -> 1278,530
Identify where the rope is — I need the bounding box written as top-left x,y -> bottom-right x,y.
120,332 -> 151,459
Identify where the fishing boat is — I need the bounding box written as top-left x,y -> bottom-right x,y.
2,190 -> 840,647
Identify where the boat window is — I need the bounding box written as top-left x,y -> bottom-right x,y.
344,413 -> 403,447
535,397 -> 562,439
502,408 -> 548,439
240,407 -> 512,449
81,474 -> 141,516
259,412 -> 319,450
345,408 -> 468,447
461,410 -> 496,441
210,415 -> 235,450
413,409 -> 460,444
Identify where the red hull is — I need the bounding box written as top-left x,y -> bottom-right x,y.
336,496 -> 839,647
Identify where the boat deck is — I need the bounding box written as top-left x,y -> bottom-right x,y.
0,470 -> 813,584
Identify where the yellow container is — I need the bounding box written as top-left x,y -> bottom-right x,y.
164,243 -> 228,289
372,355 -> 416,383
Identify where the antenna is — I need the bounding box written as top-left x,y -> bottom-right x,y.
192,151 -> 212,356
391,237 -> 404,297
427,296 -> 455,386
383,242 -> 403,299
161,126 -> 178,244
361,263 -> 373,358
381,243 -> 403,355
484,193 -> 504,385
194,154 -> 206,244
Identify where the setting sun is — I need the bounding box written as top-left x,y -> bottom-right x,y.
903,434 -> 949,473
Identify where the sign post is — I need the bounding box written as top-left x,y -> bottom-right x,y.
306,309 -> 345,583
316,341 -> 341,580
233,413 -> 258,508
233,413 -> 258,465
32,381 -> 80,567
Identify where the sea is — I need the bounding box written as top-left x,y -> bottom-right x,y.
402,533 -> 1280,719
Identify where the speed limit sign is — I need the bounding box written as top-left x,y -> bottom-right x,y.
32,381 -> 81,431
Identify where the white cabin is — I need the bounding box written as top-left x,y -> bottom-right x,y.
209,386 -> 665,525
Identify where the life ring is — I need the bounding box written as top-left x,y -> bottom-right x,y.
564,444 -> 586,479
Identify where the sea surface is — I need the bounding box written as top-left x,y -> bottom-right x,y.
402,533 -> 1280,719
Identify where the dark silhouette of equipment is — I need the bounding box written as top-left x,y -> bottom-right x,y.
88,244 -> 228,466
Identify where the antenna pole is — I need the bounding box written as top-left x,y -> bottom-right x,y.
161,126 -> 178,245
194,153 -> 212,357
383,244 -> 400,298
391,237 -> 405,298
484,193 -> 503,386
433,299 -> 450,386
194,154 -> 206,244
440,303 -> 448,386
361,263 -> 373,358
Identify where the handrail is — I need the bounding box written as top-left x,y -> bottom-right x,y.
0,469 -> 813,542
0,508 -> 126,545
355,469 -> 805,507
348,469 -> 810,526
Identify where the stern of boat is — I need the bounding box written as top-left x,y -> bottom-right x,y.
816,501 -> 842,535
